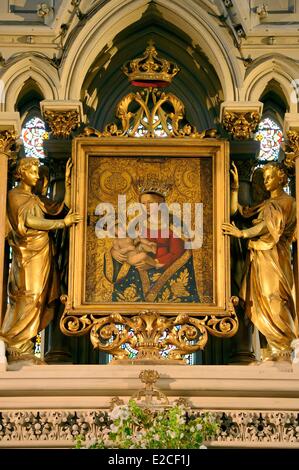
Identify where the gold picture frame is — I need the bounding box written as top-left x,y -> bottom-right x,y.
60,137 -> 239,359
66,137 -> 231,315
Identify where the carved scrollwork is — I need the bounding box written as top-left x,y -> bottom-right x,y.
281,130 -> 299,170
60,295 -> 93,336
131,370 -> 169,406
82,88 -> 217,139
214,411 -> 299,444
0,129 -> 17,157
81,44 -> 216,139
286,130 -> 299,154
60,299 -> 238,362
1,409 -> 299,447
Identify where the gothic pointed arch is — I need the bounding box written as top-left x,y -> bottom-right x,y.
259,81 -> 288,127
241,54 -> 299,113
81,18 -> 224,131
60,0 -> 241,103
0,57 -> 59,112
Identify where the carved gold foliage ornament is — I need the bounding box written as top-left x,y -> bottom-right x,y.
0,129 -> 17,156
44,109 -> 80,138
282,130 -> 299,170
287,130 -> 299,153
83,89 -> 217,139
222,111 -> 260,140
60,298 -> 239,363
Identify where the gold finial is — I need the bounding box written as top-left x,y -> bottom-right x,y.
122,41 -> 180,86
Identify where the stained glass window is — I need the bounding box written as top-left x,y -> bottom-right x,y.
255,117 -> 283,162
21,117 -> 47,158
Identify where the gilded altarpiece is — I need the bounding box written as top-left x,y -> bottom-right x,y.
60,138 -> 237,360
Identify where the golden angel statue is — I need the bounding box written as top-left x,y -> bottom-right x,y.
223,162 -> 299,362
0,157 -> 81,360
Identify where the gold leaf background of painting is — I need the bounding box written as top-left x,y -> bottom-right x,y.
85,156 -> 213,304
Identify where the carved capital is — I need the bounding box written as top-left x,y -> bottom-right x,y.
282,130 -> 299,170
44,109 -> 80,138
222,111 -> 260,140
220,101 -> 263,141
0,129 -> 17,156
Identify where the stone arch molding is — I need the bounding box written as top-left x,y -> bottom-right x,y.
0,57 -> 59,112
241,56 -> 299,113
60,0 -> 241,103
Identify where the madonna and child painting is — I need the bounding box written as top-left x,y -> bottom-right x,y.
85,156 -> 214,305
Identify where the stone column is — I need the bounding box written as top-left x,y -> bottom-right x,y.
40,100 -> 83,364
0,113 -> 20,325
220,101 -> 263,364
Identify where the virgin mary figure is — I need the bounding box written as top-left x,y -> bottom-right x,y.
103,180 -> 200,303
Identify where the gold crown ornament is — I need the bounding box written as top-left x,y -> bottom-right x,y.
122,41 -> 180,87
135,175 -> 173,198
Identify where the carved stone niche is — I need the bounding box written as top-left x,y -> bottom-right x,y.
220,101 -> 263,141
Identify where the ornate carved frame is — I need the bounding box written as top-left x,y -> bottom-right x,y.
60,137 -> 237,359
66,137 -> 230,315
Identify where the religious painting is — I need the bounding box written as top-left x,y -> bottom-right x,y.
67,137 -> 230,316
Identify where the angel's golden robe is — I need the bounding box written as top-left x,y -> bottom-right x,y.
0,187 -> 63,354
240,193 -> 299,353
